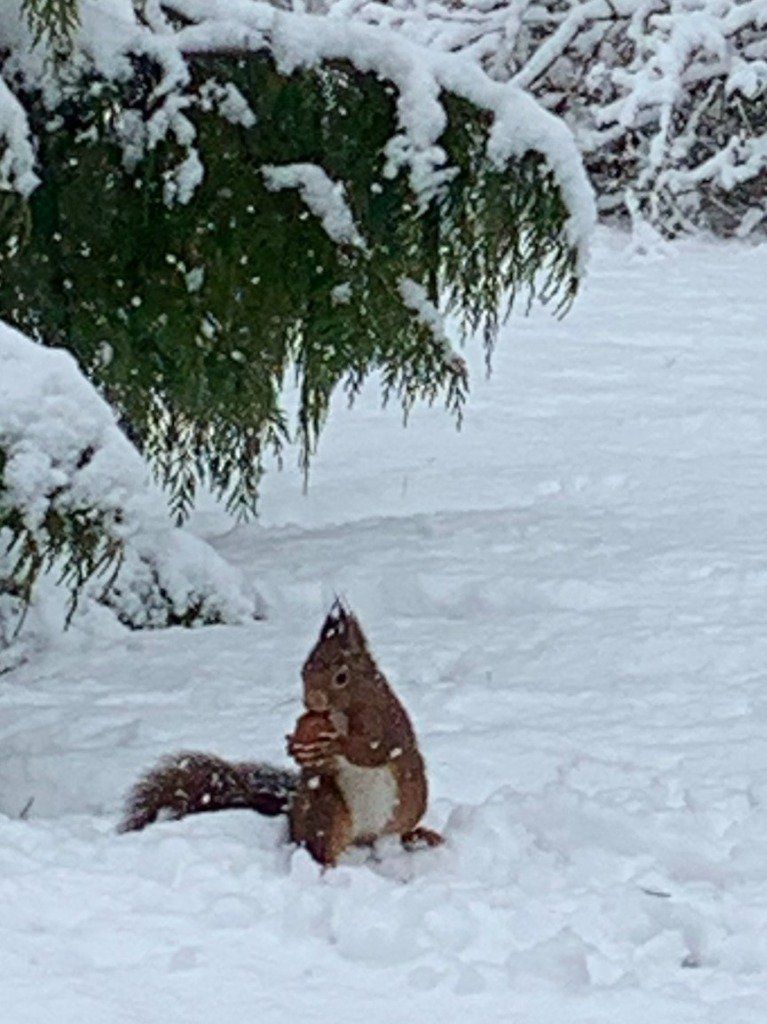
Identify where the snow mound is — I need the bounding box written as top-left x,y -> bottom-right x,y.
2,773 -> 765,1023
0,319 -> 258,670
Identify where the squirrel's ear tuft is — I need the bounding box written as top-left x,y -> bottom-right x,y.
318,599 -> 367,652
319,598 -> 349,642
343,613 -> 367,654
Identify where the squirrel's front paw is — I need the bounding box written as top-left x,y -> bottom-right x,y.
289,738 -> 339,768
287,711 -> 340,768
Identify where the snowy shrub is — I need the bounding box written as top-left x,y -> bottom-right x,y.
0,318 -> 257,671
328,0 -> 767,239
0,0 -> 594,521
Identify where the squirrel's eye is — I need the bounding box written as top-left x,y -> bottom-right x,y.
333,667 -> 349,687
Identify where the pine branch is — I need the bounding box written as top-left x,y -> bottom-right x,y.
21,0 -> 80,52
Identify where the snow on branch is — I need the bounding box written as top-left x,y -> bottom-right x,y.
0,319 -> 258,671
262,163 -> 366,249
0,0 -> 594,263
0,77 -> 38,196
398,277 -> 467,377
264,8 -> 594,252
314,0 -> 767,239
11,0 -> 759,239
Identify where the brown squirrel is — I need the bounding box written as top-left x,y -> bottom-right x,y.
120,602 -> 441,865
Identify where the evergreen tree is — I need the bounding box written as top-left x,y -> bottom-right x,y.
1,0 -> 593,621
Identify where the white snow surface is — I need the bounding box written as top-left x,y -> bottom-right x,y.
3,231 -> 767,1023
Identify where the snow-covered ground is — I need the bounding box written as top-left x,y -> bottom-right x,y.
3,230 -> 767,1024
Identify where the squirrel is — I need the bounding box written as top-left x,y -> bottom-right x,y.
120,602 -> 442,866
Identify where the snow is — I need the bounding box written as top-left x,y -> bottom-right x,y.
0,320 -> 257,670
262,164 -> 366,249
398,277 -> 465,370
3,230 -> 767,1022
0,320 -> 150,526
0,75 -> 39,196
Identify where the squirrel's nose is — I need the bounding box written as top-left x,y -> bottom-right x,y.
305,690 -> 329,712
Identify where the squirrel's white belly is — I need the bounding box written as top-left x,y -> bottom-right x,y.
335,758 -> 398,841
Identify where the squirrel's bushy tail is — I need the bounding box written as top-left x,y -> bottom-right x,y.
119,751 -> 298,832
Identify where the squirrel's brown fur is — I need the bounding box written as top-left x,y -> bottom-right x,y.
120,602 -> 441,865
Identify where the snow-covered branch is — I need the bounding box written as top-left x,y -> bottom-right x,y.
0,76 -> 38,196
0,319 -> 258,671
398,277 -> 467,377
8,0 -> 758,237
263,163 -> 366,248
0,0 -> 594,261
311,0 -> 767,238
